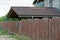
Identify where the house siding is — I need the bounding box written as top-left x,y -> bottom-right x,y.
53,0 -> 60,9
34,2 -> 44,7
34,0 -> 60,9
44,0 -> 50,7
44,0 -> 60,9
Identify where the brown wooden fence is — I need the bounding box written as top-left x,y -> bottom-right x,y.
0,17 -> 60,40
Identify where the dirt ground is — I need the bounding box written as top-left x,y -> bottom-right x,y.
0,35 -> 16,40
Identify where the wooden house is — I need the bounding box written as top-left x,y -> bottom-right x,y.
7,7 -> 60,19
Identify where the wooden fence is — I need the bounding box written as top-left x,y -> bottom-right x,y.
0,17 -> 60,40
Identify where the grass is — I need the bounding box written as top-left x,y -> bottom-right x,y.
9,34 -> 32,40
0,30 -> 9,35
0,30 -> 32,40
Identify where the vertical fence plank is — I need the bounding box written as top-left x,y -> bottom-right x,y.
27,19 -> 33,38
13,21 -> 18,34
0,22 -> 2,31
33,19 -> 40,40
48,18 -> 52,40
18,21 -> 22,34
31,19 -> 36,40
57,18 -> 60,40
21,20 -> 28,36
19,20 -> 26,34
42,18 -> 49,40
51,18 -> 55,40
53,17 -> 59,40
34,19 -> 41,40
1,21 -> 8,30
8,21 -> 13,33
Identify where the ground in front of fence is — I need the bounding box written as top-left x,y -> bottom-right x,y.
0,30 -> 32,40
0,35 -> 17,40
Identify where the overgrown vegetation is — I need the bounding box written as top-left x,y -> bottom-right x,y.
0,15 -> 13,21
0,29 -> 31,40
0,15 -> 27,21
0,15 -> 45,21
9,34 -> 31,40
0,30 -> 9,35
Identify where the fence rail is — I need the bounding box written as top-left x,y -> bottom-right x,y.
0,17 -> 60,40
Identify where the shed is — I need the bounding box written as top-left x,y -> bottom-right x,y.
7,7 -> 60,19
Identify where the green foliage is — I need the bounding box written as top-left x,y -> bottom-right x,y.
0,15 -> 31,21
0,16 -> 7,21
0,26 -> 2,31
0,15 -> 18,21
11,18 -> 19,21
0,29 -> 32,40
0,30 -> 9,35
9,34 -> 32,40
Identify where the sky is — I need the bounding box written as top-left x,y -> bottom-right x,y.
0,0 -> 34,17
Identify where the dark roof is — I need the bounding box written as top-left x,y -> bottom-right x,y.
7,7 -> 60,18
